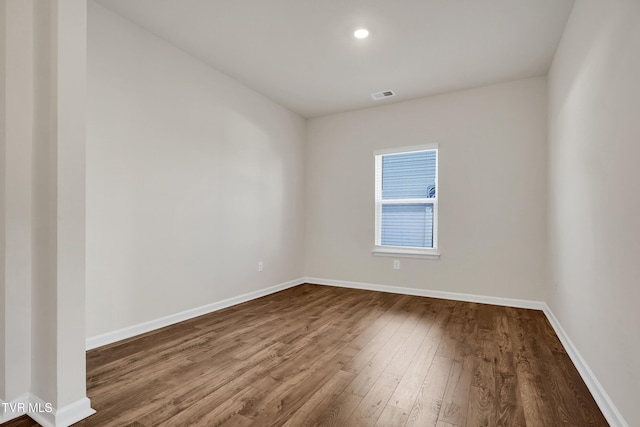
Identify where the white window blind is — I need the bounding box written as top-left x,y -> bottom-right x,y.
374,145 -> 438,258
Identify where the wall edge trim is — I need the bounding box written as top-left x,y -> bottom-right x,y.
84,276 -> 628,426
304,276 -> 545,309
305,276 -> 628,427
85,277 -> 305,350
0,394 -> 95,427
0,394 -> 31,423
28,395 -> 95,427
542,304 -> 629,427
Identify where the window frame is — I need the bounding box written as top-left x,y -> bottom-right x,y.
373,144 -> 440,259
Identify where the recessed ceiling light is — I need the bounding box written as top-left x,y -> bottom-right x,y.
354,28 -> 369,39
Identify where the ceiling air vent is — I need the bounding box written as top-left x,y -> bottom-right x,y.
371,90 -> 396,101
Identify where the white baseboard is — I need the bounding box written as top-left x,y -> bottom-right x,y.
0,394 -> 95,427
542,304 -> 628,427
86,277 -> 305,350
305,277 -> 628,427
82,276 -> 628,427
0,394 -> 30,423
304,277 -> 546,310
28,395 -> 95,427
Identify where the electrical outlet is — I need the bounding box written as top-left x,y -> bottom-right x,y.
258,261 -> 263,272
393,260 -> 400,270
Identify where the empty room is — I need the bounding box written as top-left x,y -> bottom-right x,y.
1,0 -> 639,426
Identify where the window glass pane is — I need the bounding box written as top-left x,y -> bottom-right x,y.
381,151 -> 436,200
381,203 -> 434,248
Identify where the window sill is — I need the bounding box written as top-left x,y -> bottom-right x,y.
372,246 -> 440,260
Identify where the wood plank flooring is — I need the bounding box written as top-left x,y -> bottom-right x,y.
2,284 -> 608,426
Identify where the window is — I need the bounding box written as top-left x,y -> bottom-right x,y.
373,144 -> 439,259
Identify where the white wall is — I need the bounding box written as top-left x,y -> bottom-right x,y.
548,0 -> 640,425
0,0 -> 5,399
31,0 -> 92,417
86,2 -> 306,337
1,0 -> 33,407
1,0 -> 92,424
305,77 -> 548,301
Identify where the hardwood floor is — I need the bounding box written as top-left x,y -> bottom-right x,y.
3,284 -> 607,426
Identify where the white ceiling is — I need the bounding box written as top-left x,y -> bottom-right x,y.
94,0 -> 575,118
